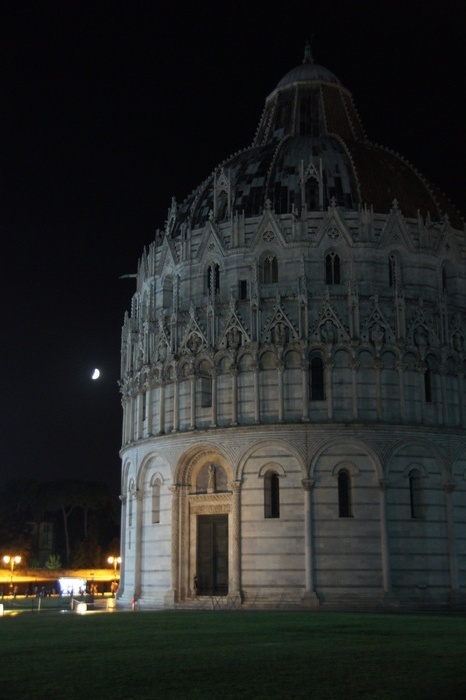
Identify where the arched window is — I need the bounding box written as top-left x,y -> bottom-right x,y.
264,470 -> 280,518
264,256 -> 278,284
207,263 -> 220,295
217,190 -> 228,221
128,492 -> 133,527
200,376 -> 212,408
238,279 -> 248,300
442,262 -> 456,296
162,276 -> 173,310
338,470 -> 352,518
325,252 -> 340,284
424,355 -> 438,404
310,356 -> 325,400
142,392 -> 147,421
152,481 -> 161,524
388,254 -> 398,288
198,361 -> 212,408
409,469 -> 424,518
424,369 -> 432,403
442,265 -> 448,293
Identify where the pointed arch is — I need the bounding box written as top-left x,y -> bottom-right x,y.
325,251 -> 341,284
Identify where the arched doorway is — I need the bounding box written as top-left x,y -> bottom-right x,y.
173,449 -> 239,602
197,514 -> 228,595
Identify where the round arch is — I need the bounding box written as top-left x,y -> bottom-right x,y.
384,437 -> 449,482
308,436 -> 383,481
174,442 -> 232,488
235,437 -> 306,482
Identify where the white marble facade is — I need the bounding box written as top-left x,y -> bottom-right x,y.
118,51 -> 466,609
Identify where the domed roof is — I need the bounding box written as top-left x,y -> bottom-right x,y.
275,61 -> 340,89
171,52 -> 462,235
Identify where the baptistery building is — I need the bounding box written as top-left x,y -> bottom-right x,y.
118,48 -> 466,609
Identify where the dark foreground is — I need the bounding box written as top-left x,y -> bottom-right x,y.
1,608 -> 465,699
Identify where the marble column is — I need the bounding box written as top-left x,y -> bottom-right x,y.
253,364 -> 260,424
121,398 -> 128,445
172,374 -> 179,432
458,373 -> 465,427
325,362 -> 334,420
189,374 -> 196,430
277,363 -> 284,422
211,370 -> 218,427
443,481 -> 460,599
418,365 -> 426,424
158,381 -> 165,435
231,365 -> 238,425
133,490 -> 143,600
117,495 -> 127,598
378,479 -> 394,599
301,362 -> 309,422
137,392 -> 143,440
396,363 -> 406,423
146,384 -> 153,436
170,485 -> 181,603
230,480 -> 242,599
351,361 -> 359,420
301,478 -> 319,605
374,361 -> 382,420
439,368 -> 447,426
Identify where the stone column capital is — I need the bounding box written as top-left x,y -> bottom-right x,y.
301,478 -> 315,491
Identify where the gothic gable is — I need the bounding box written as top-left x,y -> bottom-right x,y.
180,304 -> 209,356
251,206 -> 287,252
379,204 -> 414,252
157,236 -> 179,276
315,204 -> 353,247
218,301 -> 251,350
196,220 -> 226,262
311,293 -> 350,343
154,318 -> 172,363
406,302 -> 440,350
262,297 -> 300,346
360,295 -> 396,345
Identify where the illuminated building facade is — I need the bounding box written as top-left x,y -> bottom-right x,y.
118,49 -> 466,609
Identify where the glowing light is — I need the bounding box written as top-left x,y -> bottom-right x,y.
91,368 -> 100,380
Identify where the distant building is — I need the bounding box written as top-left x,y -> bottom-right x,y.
118,48 -> 466,609
27,520 -> 54,564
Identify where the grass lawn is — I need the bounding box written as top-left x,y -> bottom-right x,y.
1,606 -> 465,699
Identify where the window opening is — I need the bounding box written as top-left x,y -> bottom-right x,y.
388,255 -> 397,288
152,482 -> 161,524
338,470 -> 351,518
442,266 -> 447,293
409,469 -> 424,518
310,357 -> 325,400
325,252 -> 340,284
200,376 -> 212,408
424,369 -> 432,403
238,279 -> 248,300
207,263 -> 220,294
264,471 -> 280,518
264,256 -> 278,284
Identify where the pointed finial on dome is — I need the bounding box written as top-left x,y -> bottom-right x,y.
303,37 -> 314,64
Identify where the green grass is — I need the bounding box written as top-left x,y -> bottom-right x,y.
1,609 -> 465,699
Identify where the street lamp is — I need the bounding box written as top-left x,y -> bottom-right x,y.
107,556 -> 122,597
3,555 -> 21,595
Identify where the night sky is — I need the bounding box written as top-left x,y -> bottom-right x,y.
2,1 -> 465,497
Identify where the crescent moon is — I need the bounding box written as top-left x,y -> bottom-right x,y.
92,368 -> 100,380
